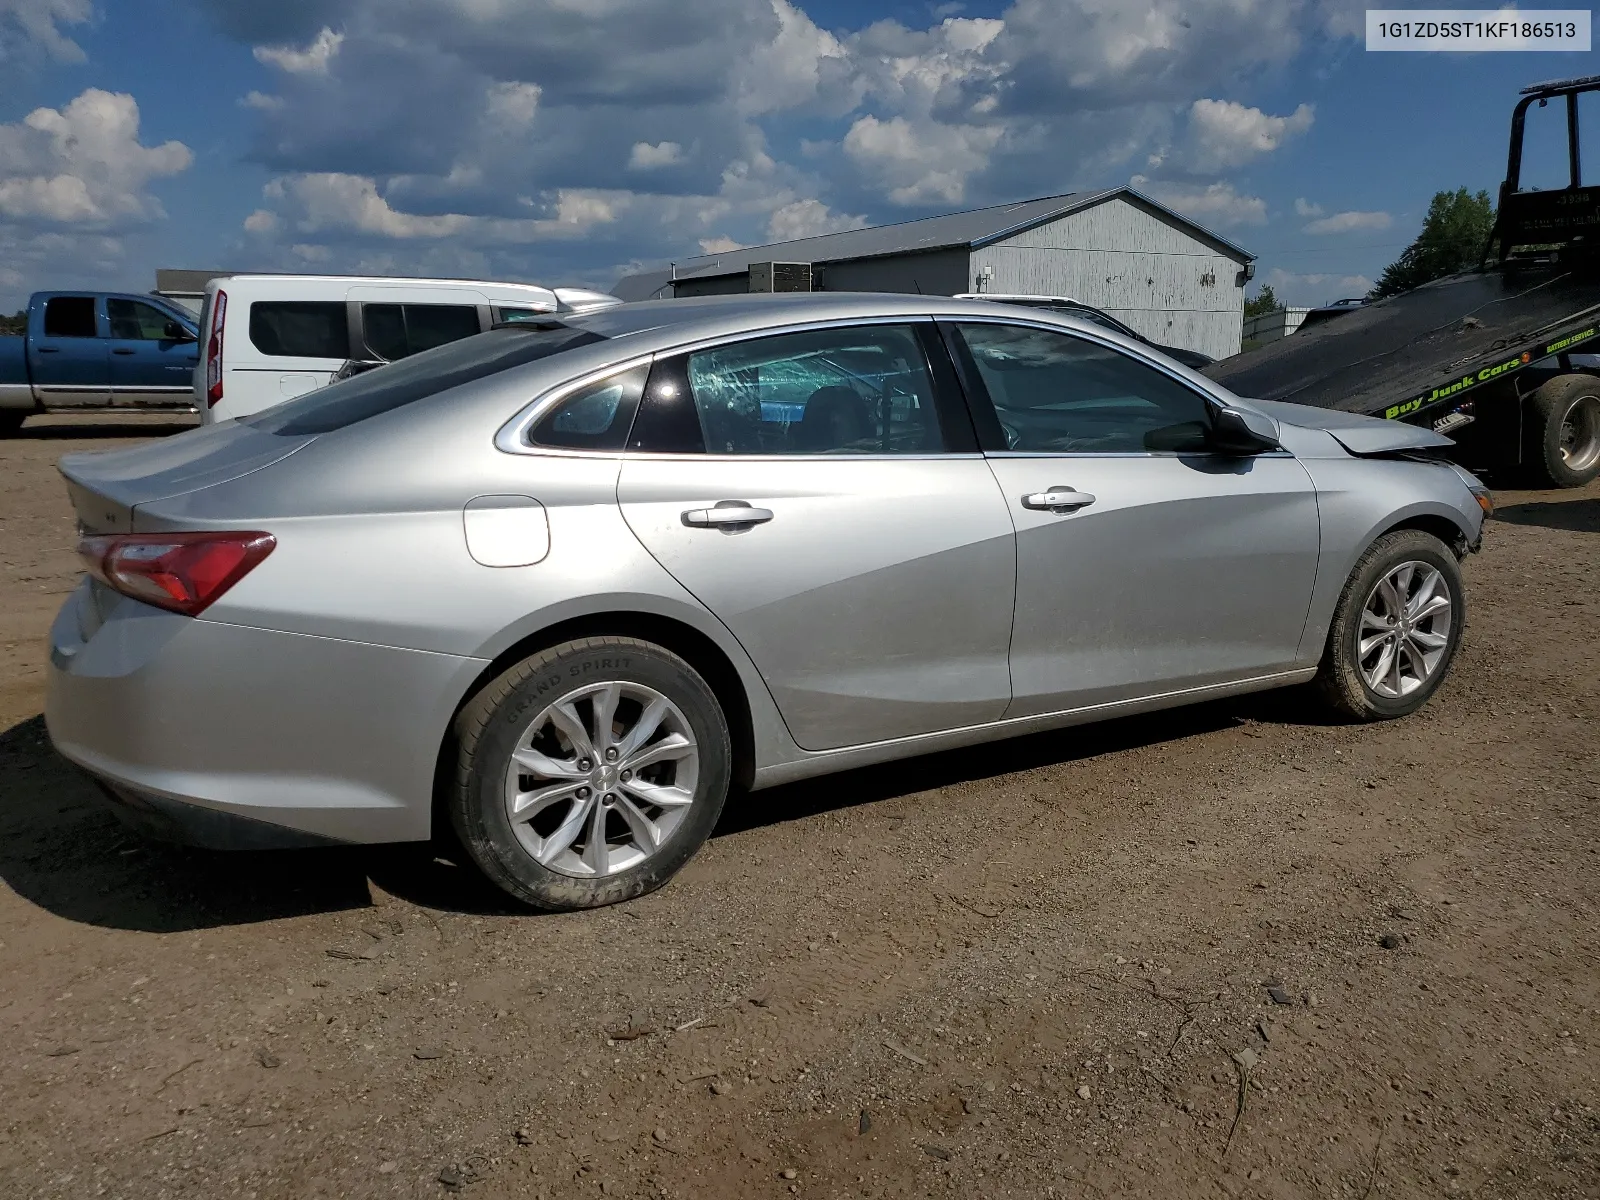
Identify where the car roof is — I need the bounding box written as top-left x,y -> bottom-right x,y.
205,275 -> 564,304
565,290 -> 1116,341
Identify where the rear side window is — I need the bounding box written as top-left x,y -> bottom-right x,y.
43,296 -> 98,338
249,324 -> 606,435
673,325 -> 944,455
362,303 -> 482,360
529,365 -> 648,451
249,302 -> 350,358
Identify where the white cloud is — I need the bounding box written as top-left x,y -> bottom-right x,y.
243,208 -> 280,234
1185,99 -> 1313,172
486,81 -> 541,126
254,26 -> 344,75
1294,197 -> 1323,217
0,0 -> 90,63
736,0 -> 846,115
698,235 -> 745,253
843,114 -> 1002,204
1129,174 -> 1266,227
253,172 -> 625,242
1261,266 -> 1372,306
0,88 -> 192,225
241,91 -> 285,111
629,141 -> 685,170
766,197 -> 867,241
1303,209 -> 1391,234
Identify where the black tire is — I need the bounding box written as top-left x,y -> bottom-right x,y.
1524,374 -> 1600,488
1314,529 -> 1464,721
0,410 -> 27,437
448,636 -> 731,910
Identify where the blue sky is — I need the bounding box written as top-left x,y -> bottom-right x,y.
1,0 -> 1595,311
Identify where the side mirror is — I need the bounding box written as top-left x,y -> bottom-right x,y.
165,320 -> 197,341
1209,405 -> 1280,455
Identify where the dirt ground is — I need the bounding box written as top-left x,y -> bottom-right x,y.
0,411 -> 1595,1200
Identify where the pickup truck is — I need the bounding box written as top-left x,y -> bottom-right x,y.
0,291 -> 200,434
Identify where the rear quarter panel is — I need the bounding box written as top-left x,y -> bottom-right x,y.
134,374 -> 804,773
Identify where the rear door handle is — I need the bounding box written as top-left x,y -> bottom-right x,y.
682,500 -> 775,529
112,348 -> 136,355
36,346 -> 59,353
1021,487 -> 1096,514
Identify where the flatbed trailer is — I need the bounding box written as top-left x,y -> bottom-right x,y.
1205,74 -> 1600,489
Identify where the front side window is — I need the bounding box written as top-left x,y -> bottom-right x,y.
43,296 -> 98,338
674,324 -> 944,455
362,303 -> 482,360
107,299 -> 181,340
249,301 -> 350,359
954,323 -> 1211,454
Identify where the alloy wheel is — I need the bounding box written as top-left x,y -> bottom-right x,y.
1357,561 -> 1453,699
503,680 -> 699,878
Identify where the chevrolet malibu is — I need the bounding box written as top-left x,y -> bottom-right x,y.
46,293 -> 1491,910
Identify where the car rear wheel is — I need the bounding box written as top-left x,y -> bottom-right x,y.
1314,529 -> 1464,721
1525,374 -> 1600,488
449,636 -> 732,910
0,410 -> 27,437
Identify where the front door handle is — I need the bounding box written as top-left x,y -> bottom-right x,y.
682,500 -> 775,529
112,347 -> 136,355
1021,486 -> 1096,514
36,346 -> 59,353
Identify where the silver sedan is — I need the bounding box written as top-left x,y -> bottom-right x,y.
46,294 -> 1491,909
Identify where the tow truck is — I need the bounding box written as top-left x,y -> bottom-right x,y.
1206,74 -> 1600,488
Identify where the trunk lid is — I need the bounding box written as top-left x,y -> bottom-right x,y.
59,421 -> 311,533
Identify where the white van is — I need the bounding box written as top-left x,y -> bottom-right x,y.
194,275 -> 622,423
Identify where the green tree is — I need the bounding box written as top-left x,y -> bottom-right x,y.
1243,284 -> 1279,320
1370,188 -> 1495,299
0,310 -> 24,336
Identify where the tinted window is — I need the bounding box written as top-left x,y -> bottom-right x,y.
362,303 -> 481,360
248,325 -> 605,436
955,323 -> 1211,454
107,298 -> 181,340
249,301 -> 350,359
43,296 -> 97,338
679,325 -> 943,455
494,306 -> 554,325
529,364 -> 648,451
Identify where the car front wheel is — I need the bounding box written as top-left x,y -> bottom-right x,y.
449,636 -> 732,910
1314,529 -> 1465,721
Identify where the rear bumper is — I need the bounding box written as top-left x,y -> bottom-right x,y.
90,779 -> 347,850
45,580 -> 485,847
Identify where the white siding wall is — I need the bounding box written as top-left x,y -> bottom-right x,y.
972,198 -> 1248,360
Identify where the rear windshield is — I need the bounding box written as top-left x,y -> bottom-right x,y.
247,324 -> 606,436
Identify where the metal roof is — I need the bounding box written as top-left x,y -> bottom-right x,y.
613,186 -> 1254,299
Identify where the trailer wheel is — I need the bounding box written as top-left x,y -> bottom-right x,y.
1525,375 -> 1600,488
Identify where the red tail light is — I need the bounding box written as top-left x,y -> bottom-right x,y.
205,289 -> 227,408
78,531 -> 275,616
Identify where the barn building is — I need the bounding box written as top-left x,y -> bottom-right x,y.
613,187 -> 1257,361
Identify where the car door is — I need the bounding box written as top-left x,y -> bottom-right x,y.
617,320 -> 1017,751
30,295 -> 109,406
106,297 -> 198,402
944,320 -> 1321,719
